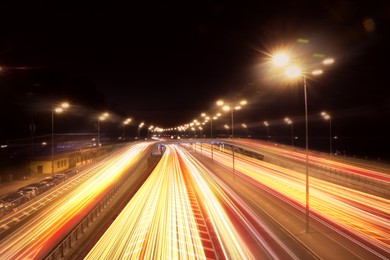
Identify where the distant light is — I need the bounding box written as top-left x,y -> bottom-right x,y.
1,144 -> 7,148
54,107 -> 63,113
312,69 -> 323,76
216,100 -> 224,106
323,58 -> 334,65
297,38 -> 310,44
313,53 -> 325,58
61,102 -> 70,109
240,100 -> 247,106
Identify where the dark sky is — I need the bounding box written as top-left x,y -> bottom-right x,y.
1,1 -> 390,159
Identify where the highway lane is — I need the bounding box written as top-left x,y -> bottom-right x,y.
0,142 -> 153,259
86,144 -> 306,259
227,139 -> 390,183
193,143 -> 390,258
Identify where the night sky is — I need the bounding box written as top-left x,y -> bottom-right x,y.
1,1 -> 390,160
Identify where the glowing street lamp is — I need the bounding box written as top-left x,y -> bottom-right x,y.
272,51 -> 334,233
201,112 -> 219,138
264,121 -> 270,141
138,122 -> 144,140
321,111 -> 332,156
242,123 -> 248,137
97,112 -> 109,149
51,102 -> 70,174
217,99 -> 247,138
122,118 -> 132,141
284,117 -> 294,147
148,125 -> 154,139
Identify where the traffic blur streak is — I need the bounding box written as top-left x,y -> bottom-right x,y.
88,144 -> 296,259
87,145 -> 237,258
176,146 -> 298,259
0,143 -> 152,259
197,143 -> 390,257
229,139 -> 390,183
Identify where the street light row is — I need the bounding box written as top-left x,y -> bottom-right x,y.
170,99 -> 248,139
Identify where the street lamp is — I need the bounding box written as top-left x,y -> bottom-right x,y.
148,125 -> 154,139
272,52 -> 334,233
284,117 -> 294,147
97,112 -> 109,150
224,124 -> 230,137
51,102 -> 69,174
264,121 -> 270,141
122,118 -> 132,141
217,99 -> 247,138
202,112 -> 220,138
321,111 -> 332,156
138,122 -> 144,140
242,123 -> 248,138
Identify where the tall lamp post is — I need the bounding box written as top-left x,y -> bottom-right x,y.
201,112 -> 220,138
97,112 -> 109,154
148,125 -> 154,139
272,52 -> 334,233
242,123 -> 248,138
122,118 -> 132,141
284,117 -> 294,147
321,111 -> 332,156
51,102 -> 69,174
138,122 -> 144,140
201,113 -> 219,161
264,121 -> 270,141
217,99 -> 247,139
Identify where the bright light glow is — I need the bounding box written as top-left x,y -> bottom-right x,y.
321,111 -> 331,120
201,113 -> 206,117
234,105 -> 241,110
264,121 -> 269,127
323,58 -> 334,65
61,102 -> 70,109
240,100 -> 247,106
216,100 -> 224,106
54,107 -> 63,113
222,105 -> 230,111
285,65 -> 301,78
272,53 -> 289,67
312,69 -> 323,75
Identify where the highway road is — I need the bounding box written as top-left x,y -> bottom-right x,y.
0,143 -> 153,259
86,144 -> 314,259
0,140 -> 388,259
228,139 -> 390,184
192,142 -> 390,259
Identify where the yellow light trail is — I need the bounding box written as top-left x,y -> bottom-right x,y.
0,143 -> 152,259
87,145 -> 261,259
